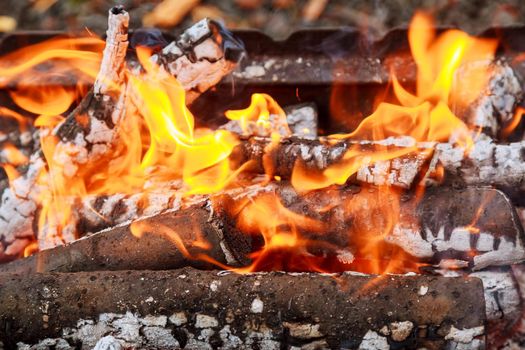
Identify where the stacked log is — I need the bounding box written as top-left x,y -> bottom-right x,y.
2,268 -> 486,349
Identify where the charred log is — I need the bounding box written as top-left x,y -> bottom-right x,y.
230,135 -> 525,193
1,184 -> 522,275
1,268 -> 486,349
454,60 -> 522,137
149,18 -> 244,104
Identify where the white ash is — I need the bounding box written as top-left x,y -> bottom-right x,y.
418,285 -> 429,296
93,336 -> 122,350
473,236 -> 525,270
242,65 -> 266,78
209,280 -> 221,292
177,18 -> 211,47
285,103 -> 318,139
470,270 -> 521,321
356,150 -> 429,188
94,9 -> 129,95
454,60 -> 522,136
358,330 -> 390,350
445,325 -> 484,344
388,321 -> 413,342
282,322 -> 323,339
336,249 -> 355,264
221,113 -> 290,138
195,314 -> 219,328
169,312 -> 187,326
386,223 -> 525,270
250,297 -> 264,313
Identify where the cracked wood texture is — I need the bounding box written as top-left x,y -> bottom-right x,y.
230,135 -> 525,194
1,184 -> 522,275
1,268 -> 485,349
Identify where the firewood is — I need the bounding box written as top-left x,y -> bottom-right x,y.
0,7 -> 130,263
0,268 -> 486,349
230,135 -> 525,192
0,8 -> 244,262
150,18 -> 244,104
1,183 -> 522,275
454,60 -> 522,137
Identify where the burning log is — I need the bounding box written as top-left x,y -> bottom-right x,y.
0,7 -> 245,262
1,184 -> 522,275
230,135 -> 525,193
454,60 -> 522,137
0,7 -> 130,263
1,268 -> 486,349
150,18 -> 244,104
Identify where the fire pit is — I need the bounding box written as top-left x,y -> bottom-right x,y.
0,5 -> 524,350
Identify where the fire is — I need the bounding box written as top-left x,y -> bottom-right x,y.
225,93 -> 289,137
230,193 -> 326,273
1,12 -> 499,273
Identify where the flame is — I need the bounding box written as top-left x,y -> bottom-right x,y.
293,12 -> 496,191
1,12 -> 501,273
225,93 -> 289,136
502,106 -> 525,138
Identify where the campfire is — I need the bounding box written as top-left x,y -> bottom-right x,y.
1,4 -> 525,349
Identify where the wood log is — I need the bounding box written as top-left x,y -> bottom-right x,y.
0,8 -> 244,262
150,18 -> 244,104
230,135 -> 525,193
1,184 -> 522,275
0,268 -> 486,349
0,7 -> 130,263
453,60 -> 522,137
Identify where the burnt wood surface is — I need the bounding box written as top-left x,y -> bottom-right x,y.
0,268 -> 486,349
1,184 -> 522,275
231,136 -> 525,195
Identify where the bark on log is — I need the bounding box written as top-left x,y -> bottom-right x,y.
1,184 -> 522,275
0,268 -> 486,349
230,135 -> 525,193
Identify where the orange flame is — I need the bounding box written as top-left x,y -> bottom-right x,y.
225,93 -> 289,136
1,13 -> 502,273
293,12 -> 497,191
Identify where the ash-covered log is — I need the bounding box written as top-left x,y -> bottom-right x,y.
1,268 -> 486,349
150,19 -> 244,104
2,184 -> 522,275
230,135 -> 525,193
0,7 -> 245,262
0,7 -> 131,263
453,60 -> 522,137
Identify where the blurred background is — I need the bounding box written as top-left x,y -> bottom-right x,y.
1,0 -> 524,39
